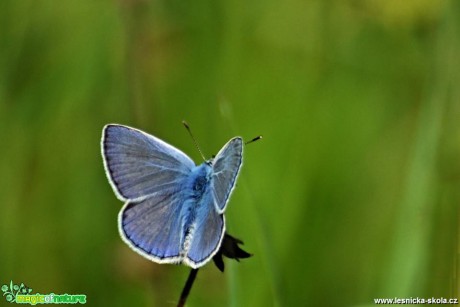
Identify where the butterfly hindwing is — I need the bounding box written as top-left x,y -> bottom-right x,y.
102,124 -> 195,202
119,191 -> 186,263
185,192 -> 226,268
211,137 -> 243,213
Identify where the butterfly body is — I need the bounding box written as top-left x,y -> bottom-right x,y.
187,162 -> 212,199
177,163 -> 214,256
102,124 -> 243,268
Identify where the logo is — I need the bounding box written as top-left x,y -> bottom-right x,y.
1,281 -> 86,305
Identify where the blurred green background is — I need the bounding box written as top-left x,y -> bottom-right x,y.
1,0 -> 459,306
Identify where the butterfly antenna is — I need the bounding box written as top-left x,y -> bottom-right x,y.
245,135 -> 263,145
182,121 -> 207,161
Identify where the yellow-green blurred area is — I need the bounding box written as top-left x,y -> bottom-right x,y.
1,0 -> 459,306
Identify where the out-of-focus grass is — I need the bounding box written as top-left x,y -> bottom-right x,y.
1,1 -> 459,306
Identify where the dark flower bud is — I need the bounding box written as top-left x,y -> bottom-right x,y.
213,233 -> 252,272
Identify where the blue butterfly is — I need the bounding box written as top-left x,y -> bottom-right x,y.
101,124 -> 243,268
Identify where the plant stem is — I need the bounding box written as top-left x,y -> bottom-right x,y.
177,269 -> 199,307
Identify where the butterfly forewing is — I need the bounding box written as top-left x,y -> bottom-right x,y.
211,137 -> 243,213
102,124 -> 195,201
